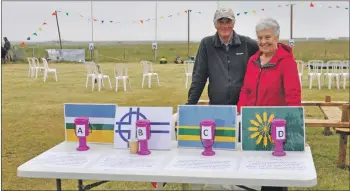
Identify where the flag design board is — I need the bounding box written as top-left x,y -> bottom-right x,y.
177,105 -> 237,150
114,106 -> 172,150
241,106 -> 305,151
64,103 -> 117,143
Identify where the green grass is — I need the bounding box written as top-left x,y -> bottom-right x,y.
2,61 -> 349,190
12,40 -> 350,63
3,40 -> 350,190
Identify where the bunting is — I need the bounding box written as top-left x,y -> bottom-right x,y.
20,2 -> 348,46
53,2 -> 347,26
20,21 -> 49,47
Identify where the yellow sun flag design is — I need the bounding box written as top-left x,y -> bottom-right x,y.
248,112 -> 275,147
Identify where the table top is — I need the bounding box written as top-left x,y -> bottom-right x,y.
17,141 -> 317,187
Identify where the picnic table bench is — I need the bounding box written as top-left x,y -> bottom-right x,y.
309,96 -> 349,169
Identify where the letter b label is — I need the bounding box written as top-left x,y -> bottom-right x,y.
137,127 -> 147,140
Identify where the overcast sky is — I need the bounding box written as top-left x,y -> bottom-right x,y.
1,1 -> 349,42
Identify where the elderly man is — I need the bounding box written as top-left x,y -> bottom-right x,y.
187,7 -> 259,106
183,7 -> 260,191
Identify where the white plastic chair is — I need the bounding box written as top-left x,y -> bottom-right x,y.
85,61 -> 97,88
114,63 -> 131,92
323,60 -> 342,89
340,60 -> 349,89
31,57 -> 45,78
27,57 -> 36,78
91,64 -> 112,91
184,60 -> 194,88
140,60 -> 160,88
296,60 -> 304,87
41,58 -> 58,82
307,60 -> 323,89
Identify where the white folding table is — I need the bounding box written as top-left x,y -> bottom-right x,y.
17,141 -> 317,191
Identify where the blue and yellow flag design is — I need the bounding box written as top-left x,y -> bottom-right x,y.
64,103 -> 117,143
177,105 -> 237,150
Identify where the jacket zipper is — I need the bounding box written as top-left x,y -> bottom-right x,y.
254,67 -> 263,106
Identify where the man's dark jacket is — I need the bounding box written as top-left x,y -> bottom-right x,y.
187,31 -> 259,105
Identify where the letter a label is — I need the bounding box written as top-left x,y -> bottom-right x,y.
76,125 -> 86,137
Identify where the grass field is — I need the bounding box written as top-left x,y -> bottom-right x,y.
12,40 -> 350,63
2,41 -> 350,190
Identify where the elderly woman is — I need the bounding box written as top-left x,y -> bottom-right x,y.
237,17 -> 301,191
237,18 -> 301,113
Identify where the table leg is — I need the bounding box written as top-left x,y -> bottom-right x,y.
337,133 -> 348,169
78,180 -> 84,191
261,186 -> 288,191
56,179 -> 62,191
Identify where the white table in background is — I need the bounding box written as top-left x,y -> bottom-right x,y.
17,141 -> 317,191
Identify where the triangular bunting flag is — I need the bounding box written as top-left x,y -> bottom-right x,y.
109,20 -> 113,23
140,20 -> 144,24
300,3 -> 305,6
38,28 -> 42,31
33,33 -> 37,36
261,8 -> 264,11
101,20 -> 104,23
21,42 -> 25,46
42,22 -> 47,25
27,37 -> 30,40
197,12 -> 201,14
253,10 -> 256,14
329,6 -> 332,8
336,5 -> 340,8
277,5 -> 281,7
52,12 -> 56,16
93,19 -> 97,21
160,16 -> 164,19
184,10 -> 187,13
66,12 -> 69,16
310,2 -> 314,7
237,13 -> 240,16
244,12 -> 248,14
346,8 -> 349,10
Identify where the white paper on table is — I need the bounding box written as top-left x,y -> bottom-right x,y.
27,152 -> 101,168
164,156 -> 238,171
238,156 -> 307,174
89,154 -> 165,171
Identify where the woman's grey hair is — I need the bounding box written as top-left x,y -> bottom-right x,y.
255,18 -> 280,36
